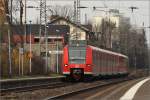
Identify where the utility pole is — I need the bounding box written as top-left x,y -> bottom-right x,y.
129,6 -> 138,74
85,13 -> 87,25
8,28 -> 12,77
73,0 -> 76,23
24,0 -> 27,44
39,0 -> 48,74
76,0 -> 80,25
20,0 -> 23,25
56,30 -> 59,73
149,0 -> 150,75
10,0 -> 13,24
73,0 -> 81,24
29,20 -> 32,75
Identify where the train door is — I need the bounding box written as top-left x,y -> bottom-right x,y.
108,54 -> 112,75
112,55 -> 115,75
98,52 -> 100,75
104,53 -> 107,75
116,56 -> 120,74
110,55 -> 113,75
118,56 -> 123,74
101,53 -> 104,75
99,52 -> 102,75
106,54 -> 109,75
95,51 -> 99,75
92,50 -> 97,76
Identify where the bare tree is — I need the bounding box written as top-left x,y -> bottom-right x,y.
51,5 -> 74,20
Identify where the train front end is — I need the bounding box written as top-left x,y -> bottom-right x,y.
63,44 -> 92,80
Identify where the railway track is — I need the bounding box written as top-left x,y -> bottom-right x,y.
1,82 -> 72,93
46,76 -> 136,100
0,76 -> 69,94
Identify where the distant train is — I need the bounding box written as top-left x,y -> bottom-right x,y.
62,43 -> 129,80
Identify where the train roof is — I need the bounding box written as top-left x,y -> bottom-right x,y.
89,45 -> 128,58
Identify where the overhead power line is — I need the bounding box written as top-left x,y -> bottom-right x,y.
13,0 -> 150,1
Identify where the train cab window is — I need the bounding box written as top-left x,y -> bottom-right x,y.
69,46 -> 86,64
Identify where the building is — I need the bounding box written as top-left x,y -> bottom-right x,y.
49,17 -> 90,40
2,17 -> 91,73
92,14 -> 130,50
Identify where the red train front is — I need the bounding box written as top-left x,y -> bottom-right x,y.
62,44 -> 92,80
62,42 -> 128,81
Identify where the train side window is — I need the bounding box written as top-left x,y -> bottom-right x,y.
103,53 -> 105,67
113,56 -> 115,67
97,51 -> 99,66
114,56 -> 115,67
114,56 -> 116,67
99,52 -> 102,67
107,55 -> 109,68
98,52 -> 100,67
93,51 -> 96,65
101,53 -> 103,67
110,55 -> 112,68
109,55 -> 110,68
95,51 -> 97,66
111,56 -> 113,68
105,54 -> 107,68
106,54 -> 108,68
103,54 -> 105,67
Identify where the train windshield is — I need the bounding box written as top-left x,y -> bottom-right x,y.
69,46 -> 86,64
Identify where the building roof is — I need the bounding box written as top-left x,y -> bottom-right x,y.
47,25 -> 70,35
48,17 -> 91,32
11,24 -> 70,36
11,17 -> 91,36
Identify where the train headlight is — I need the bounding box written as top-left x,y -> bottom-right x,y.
87,64 -> 91,67
64,64 -> 68,67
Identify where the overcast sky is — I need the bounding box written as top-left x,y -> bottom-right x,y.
15,0 -> 150,46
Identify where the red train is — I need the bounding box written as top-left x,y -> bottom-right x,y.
62,44 -> 128,80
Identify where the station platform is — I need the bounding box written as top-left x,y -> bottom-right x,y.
85,76 -> 150,100
0,75 -> 64,82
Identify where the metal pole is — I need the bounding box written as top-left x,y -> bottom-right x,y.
56,37 -> 59,73
134,46 -> 137,74
45,0 -> 48,74
21,52 -> 24,75
149,0 -> 150,76
19,48 -> 20,75
29,20 -> 32,74
10,0 -> 13,23
45,25 -> 48,74
0,27 -> 1,77
24,0 -> 27,44
8,28 -> 12,77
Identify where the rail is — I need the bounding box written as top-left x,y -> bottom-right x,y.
0,76 -> 65,94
